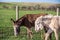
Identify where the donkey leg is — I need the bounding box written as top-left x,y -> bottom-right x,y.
44,27 -> 48,40
45,29 -> 53,40
44,27 -> 52,40
27,28 -> 30,39
45,33 -> 50,40
45,32 -> 52,40
54,29 -> 59,40
27,28 -> 33,39
49,33 -> 52,40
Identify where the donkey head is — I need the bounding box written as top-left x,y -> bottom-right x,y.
11,18 -> 20,37
35,16 -> 43,32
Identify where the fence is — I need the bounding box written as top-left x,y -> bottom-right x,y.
0,6 -> 60,40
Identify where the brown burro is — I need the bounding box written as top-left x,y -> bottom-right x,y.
11,13 -> 48,39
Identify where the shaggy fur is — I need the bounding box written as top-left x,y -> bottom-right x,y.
35,15 -> 60,40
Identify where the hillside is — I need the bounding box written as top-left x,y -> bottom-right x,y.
0,2 -> 60,11
0,2 -> 60,7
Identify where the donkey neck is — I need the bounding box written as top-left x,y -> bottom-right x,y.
16,16 -> 25,26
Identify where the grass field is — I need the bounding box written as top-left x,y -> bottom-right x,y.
0,8 -> 60,40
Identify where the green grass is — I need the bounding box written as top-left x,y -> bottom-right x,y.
0,8 -> 60,40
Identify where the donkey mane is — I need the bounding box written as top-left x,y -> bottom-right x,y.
16,16 -> 25,23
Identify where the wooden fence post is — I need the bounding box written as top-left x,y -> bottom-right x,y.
57,8 -> 59,16
16,6 -> 19,20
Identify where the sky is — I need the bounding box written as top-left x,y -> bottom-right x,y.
0,0 -> 60,4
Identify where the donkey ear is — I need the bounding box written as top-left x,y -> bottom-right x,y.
11,18 -> 15,23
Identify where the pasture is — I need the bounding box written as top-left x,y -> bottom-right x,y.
0,3 -> 60,40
